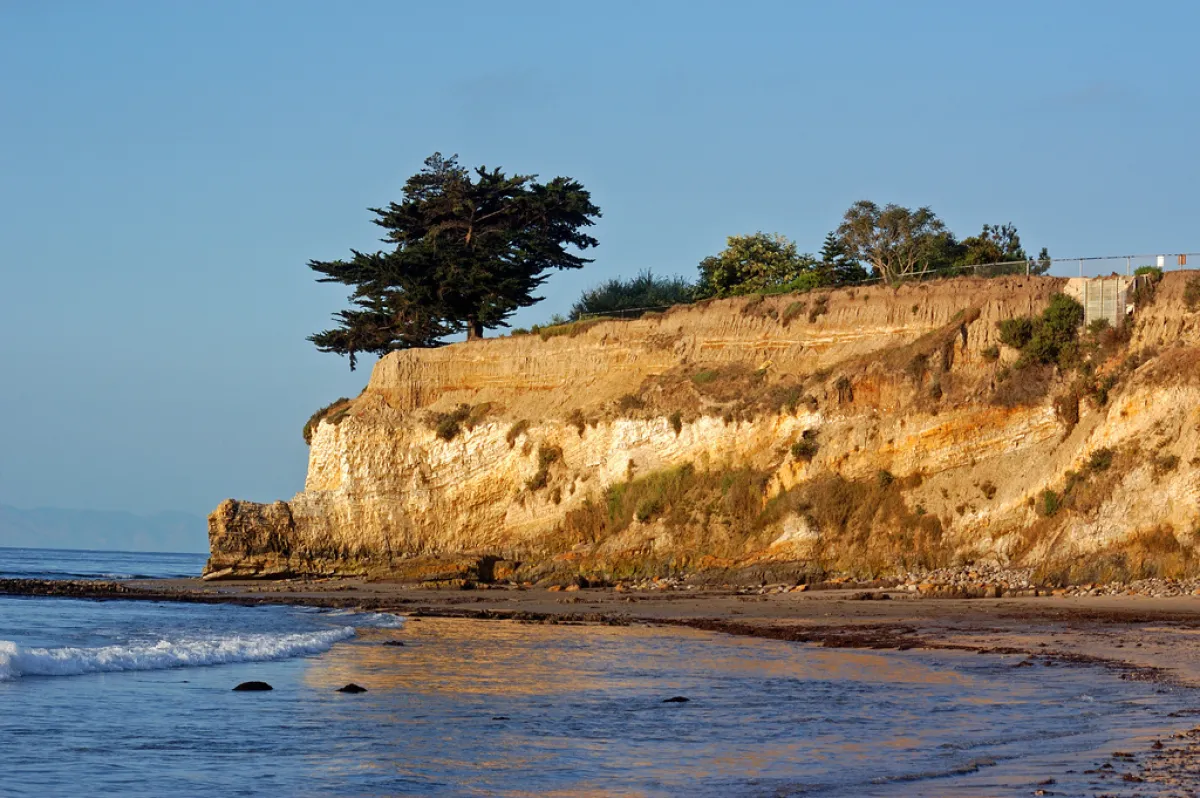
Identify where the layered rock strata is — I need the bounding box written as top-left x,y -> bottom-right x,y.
207,274 -> 1200,584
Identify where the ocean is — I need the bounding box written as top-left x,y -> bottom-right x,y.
0,547 -> 1191,796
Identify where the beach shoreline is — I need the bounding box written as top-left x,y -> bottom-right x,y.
6,576 -> 1200,682
6,575 -> 1200,791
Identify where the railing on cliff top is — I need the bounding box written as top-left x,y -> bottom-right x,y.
573,251 -> 1198,322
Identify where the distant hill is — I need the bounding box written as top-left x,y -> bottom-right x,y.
0,505 -> 208,553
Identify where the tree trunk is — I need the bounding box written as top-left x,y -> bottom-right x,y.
467,318 -> 484,340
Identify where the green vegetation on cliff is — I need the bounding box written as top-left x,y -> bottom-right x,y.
308,153 -> 601,368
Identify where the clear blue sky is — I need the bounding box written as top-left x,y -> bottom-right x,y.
1,1 -> 1197,533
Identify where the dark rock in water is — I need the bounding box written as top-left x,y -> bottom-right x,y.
491,716 -> 510,721
233,681 -> 273,691
337,683 -> 368,693
382,641 -> 406,647
662,696 -> 689,703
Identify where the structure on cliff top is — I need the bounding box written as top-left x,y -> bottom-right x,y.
1063,276 -> 1138,329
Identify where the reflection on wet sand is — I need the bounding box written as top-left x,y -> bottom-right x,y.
290,617 -> 1184,795
307,618 -> 974,695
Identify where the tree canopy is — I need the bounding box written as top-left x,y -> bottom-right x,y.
694,233 -> 820,299
817,232 -> 869,286
309,153 -> 601,368
836,201 -> 949,283
835,202 -> 1051,282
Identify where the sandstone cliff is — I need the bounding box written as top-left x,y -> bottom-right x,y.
206,273 -> 1200,585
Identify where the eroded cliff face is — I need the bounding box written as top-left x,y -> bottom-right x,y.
206,274 -> 1200,584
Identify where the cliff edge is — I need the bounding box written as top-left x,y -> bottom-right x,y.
206,274 -> 1200,586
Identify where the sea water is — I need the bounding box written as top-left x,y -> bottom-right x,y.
0,549 -> 1192,796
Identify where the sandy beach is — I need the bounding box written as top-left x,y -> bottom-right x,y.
8,577 -> 1200,684
7,576 -> 1200,792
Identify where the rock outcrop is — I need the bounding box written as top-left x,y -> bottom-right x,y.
206,274 -> 1200,584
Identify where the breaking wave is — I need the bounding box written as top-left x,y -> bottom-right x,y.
321,609 -> 406,628
0,627 -> 355,681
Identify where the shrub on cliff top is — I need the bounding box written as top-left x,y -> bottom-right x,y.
303,398 -> 352,445
995,293 -> 1085,371
1185,275 -> 1200,311
569,269 -> 695,320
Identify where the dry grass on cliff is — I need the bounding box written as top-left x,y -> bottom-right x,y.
766,472 -> 949,575
552,462 -> 946,581
303,397 -> 354,445
1013,445 -> 1186,583
1037,526 -> 1198,586
614,364 -> 817,426
427,403 -> 493,441
535,319 -> 605,340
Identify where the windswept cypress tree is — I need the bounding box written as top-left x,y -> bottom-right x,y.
309,153 -> 601,368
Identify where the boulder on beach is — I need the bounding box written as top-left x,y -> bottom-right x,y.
233,681 -> 273,691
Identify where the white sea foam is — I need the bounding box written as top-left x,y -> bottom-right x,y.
0,627 -> 355,681
323,609 -> 406,629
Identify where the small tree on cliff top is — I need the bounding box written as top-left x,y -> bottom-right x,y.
836,200 -> 948,283
695,232 -> 817,298
309,153 -> 601,368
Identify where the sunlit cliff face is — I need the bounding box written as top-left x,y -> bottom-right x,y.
207,274 -> 1200,584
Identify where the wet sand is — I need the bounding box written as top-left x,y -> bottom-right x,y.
6,577 -> 1200,792
8,577 -> 1200,684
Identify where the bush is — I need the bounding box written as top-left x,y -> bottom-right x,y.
570,269 -> 695,320
1087,447 -> 1113,472
982,345 -> 1000,362
790,439 -> 819,461
303,398 -> 352,445
616,393 -> 645,413
740,294 -> 778,319
782,300 -> 808,326
807,295 -> 830,323
668,411 -> 683,435
1053,390 -> 1080,429
605,463 -> 698,530
998,294 -> 1085,370
980,481 -> 997,500
1038,489 -> 1061,517
691,370 -> 719,385
694,232 -> 819,299
835,375 -> 853,403
1154,454 -> 1180,475
506,420 -> 530,448
430,403 -> 491,442
567,409 -> 587,436
1185,276 -> 1200,311
1024,294 -> 1085,367
432,404 -> 472,441
1135,265 -> 1163,280
997,317 -> 1034,350
526,444 -> 563,491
